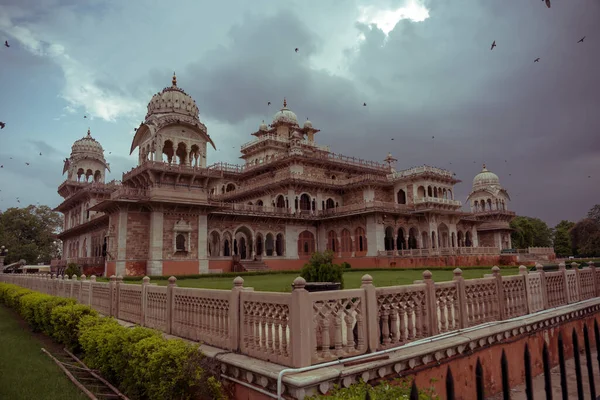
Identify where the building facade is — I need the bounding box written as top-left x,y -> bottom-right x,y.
54,74 -> 517,277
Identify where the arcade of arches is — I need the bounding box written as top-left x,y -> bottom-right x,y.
384,225 -> 473,251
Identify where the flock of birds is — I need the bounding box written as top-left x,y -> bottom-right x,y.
0,1 -> 594,205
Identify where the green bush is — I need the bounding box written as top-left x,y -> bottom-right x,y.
301,251 -> 345,288
51,304 -> 98,350
308,378 -> 439,399
64,263 -> 82,277
341,262 -> 352,269
0,282 -> 228,400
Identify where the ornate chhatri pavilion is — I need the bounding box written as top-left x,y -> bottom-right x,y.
53,74 -> 517,276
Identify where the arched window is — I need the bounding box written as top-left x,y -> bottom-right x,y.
341,229 -> 352,253
397,189 -> 407,204
427,186 -> 433,197
325,198 -> 335,210
355,227 -> 367,254
256,200 -> 264,207
299,194 -> 311,211
298,231 -> 315,257
327,230 -> 338,252
226,183 -> 236,192
176,234 -> 186,252
276,195 -> 286,209
224,239 -> 231,256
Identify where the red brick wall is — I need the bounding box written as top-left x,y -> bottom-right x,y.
126,212 -> 150,260
125,261 -> 146,276
342,189 -> 364,205
162,214 -> 199,260
374,188 -> 393,202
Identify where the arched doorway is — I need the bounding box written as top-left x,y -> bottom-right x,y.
355,227 -> 367,255
298,231 -> 315,257
457,231 -> 464,247
438,223 -> 449,248
256,234 -> 263,256
397,189 -> 406,204
465,231 -> 473,247
299,194 -> 311,211
235,227 -> 254,260
408,228 -> 418,249
265,233 -> 274,256
275,233 -> 284,256
384,227 -> 394,251
396,228 -> 406,250
341,229 -> 352,255
327,230 -> 338,253
276,195 -> 286,209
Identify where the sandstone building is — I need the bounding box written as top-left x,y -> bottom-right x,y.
54,74 -> 516,276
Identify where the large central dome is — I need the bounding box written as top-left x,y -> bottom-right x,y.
272,99 -> 298,126
145,73 -> 199,120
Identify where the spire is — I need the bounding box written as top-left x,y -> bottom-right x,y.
482,163 -> 487,170
172,71 -> 177,87
87,128 -> 91,137
283,98 -> 287,108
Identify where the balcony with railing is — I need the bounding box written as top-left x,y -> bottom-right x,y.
389,165 -> 455,180
413,197 -> 463,207
123,161 -> 224,182
377,246 -> 500,257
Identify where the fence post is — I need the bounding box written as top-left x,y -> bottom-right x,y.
492,266 -> 506,320
229,277 -> 244,351
109,275 -> 116,317
422,270 -> 439,336
166,276 -> 177,334
361,274 -> 379,352
572,262 -> 582,302
115,275 -> 123,318
80,275 -> 87,305
519,265 -> 530,315
535,263 -> 548,310
590,262 -> 598,296
90,275 -> 96,307
558,263 -> 569,304
141,276 -> 149,327
453,268 -> 468,329
71,275 -> 78,299
290,277 -> 312,367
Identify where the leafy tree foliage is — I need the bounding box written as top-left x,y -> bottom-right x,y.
300,250 -> 345,288
509,216 -> 553,249
0,205 -> 63,264
588,204 -> 600,224
570,217 -> 600,257
553,220 -> 575,257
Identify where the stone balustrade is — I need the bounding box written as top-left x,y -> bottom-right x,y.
2,261 -> 597,369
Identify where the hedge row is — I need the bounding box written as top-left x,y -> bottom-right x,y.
0,282 -> 226,400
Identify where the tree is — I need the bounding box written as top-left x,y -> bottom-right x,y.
553,220 -> 575,257
0,205 -> 63,264
588,204 -> 600,224
510,216 -> 553,249
570,218 -> 600,257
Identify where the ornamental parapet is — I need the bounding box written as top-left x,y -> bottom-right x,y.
413,197 -> 463,208
123,161 -> 224,181
378,246 -> 500,257
389,165 -> 455,180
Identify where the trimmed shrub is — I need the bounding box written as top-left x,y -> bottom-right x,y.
341,261 -> 352,269
51,304 -> 98,350
301,251 -> 345,288
64,263 -> 82,277
19,292 -> 55,330
0,284 -> 34,309
308,378 -> 439,399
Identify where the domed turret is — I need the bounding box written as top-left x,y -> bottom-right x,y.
472,164 -> 500,189
303,119 -> 312,129
64,128 -> 110,183
259,120 -> 268,131
145,72 -> 200,120
272,98 -> 298,126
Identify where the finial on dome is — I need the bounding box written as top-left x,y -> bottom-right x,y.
172,71 -> 177,87
87,128 -> 91,137
482,163 -> 487,170
283,98 -> 287,108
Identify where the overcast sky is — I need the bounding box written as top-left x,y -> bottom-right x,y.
0,0 -> 598,227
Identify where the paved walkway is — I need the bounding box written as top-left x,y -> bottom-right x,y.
488,349 -> 600,400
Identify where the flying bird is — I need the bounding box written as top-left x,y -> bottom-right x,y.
25,162 -> 30,166
578,36 -> 585,43
39,152 -> 42,156
363,102 -> 367,106
4,40 -> 9,48
84,115 -> 87,118
544,0 -> 551,8
534,58 -> 540,62
490,40 -> 496,50
391,138 -> 394,141
267,101 -> 271,106
294,48 -> 299,53
0,121 -> 5,129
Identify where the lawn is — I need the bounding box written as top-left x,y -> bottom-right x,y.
136,267 -> 520,292
0,306 -> 88,400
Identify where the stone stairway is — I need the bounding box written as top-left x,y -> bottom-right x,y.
239,260 -> 270,272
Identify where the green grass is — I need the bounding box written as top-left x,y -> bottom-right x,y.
0,306 -> 88,400
130,267 -> 520,292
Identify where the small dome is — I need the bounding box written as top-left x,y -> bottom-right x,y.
272,98 -> 298,126
71,128 -> 105,159
473,164 -> 500,188
303,119 -> 312,129
145,72 -> 199,120
259,120 -> 268,131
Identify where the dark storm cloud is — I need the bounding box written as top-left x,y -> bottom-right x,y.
165,2 -> 600,225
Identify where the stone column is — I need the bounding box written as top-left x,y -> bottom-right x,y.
115,210 -> 128,276
366,215 -> 383,257
147,211 -> 163,276
197,214 -> 209,274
